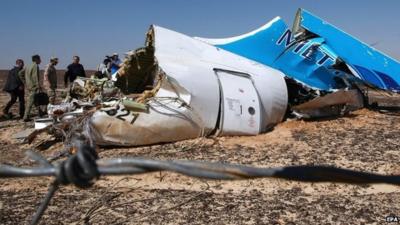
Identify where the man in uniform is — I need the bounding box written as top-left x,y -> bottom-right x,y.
44,57 -> 58,104
22,54 -> 43,122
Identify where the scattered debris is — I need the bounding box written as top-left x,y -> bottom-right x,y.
20,8 -> 400,148
292,89 -> 364,119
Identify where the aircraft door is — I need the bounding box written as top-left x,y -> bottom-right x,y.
215,69 -> 261,135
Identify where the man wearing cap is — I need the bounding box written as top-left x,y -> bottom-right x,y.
2,59 -> 25,119
64,56 -> 86,88
44,57 -> 58,104
21,54 -> 43,122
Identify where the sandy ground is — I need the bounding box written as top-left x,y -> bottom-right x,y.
0,70 -> 400,224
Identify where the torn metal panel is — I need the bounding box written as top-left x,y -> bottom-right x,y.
197,9 -> 400,93
292,90 -> 364,119
89,25 -> 288,146
153,24 -> 289,129
294,9 -> 400,92
90,75 -> 204,146
196,16 -> 342,91
362,88 -> 400,108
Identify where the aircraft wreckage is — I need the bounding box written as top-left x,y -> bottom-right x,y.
29,8 -> 400,147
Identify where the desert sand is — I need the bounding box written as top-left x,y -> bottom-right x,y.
0,70 -> 399,224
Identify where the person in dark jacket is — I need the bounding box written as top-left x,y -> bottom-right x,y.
2,59 -> 25,119
64,56 -> 86,87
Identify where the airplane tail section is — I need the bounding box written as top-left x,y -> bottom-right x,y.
195,17 -> 289,67
196,16 -> 344,90
294,8 -> 400,91
198,8 -> 400,92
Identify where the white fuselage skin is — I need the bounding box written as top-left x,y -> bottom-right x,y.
90,25 -> 288,146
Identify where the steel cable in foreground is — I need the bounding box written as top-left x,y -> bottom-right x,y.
1,144 -> 400,225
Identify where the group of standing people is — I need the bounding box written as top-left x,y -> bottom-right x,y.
2,55 -> 86,122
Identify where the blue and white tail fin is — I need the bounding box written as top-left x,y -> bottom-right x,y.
296,9 -> 400,91
195,17 -> 288,67
197,9 -> 400,92
196,16 -> 345,90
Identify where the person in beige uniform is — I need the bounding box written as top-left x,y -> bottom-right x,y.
21,54 -> 43,122
44,57 -> 58,104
